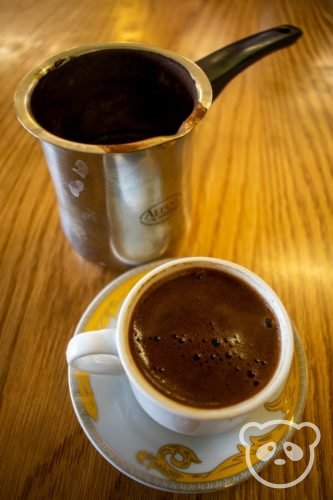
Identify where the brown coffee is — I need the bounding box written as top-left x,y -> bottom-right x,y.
129,267 -> 281,409
30,50 -> 196,145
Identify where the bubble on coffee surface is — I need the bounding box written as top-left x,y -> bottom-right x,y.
133,323 -> 142,341
132,323 -> 143,352
196,270 -> 205,280
254,357 -> 268,366
211,338 -> 222,347
131,322 -> 152,368
225,333 -> 242,346
152,366 -> 165,373
264,317 -> 274,328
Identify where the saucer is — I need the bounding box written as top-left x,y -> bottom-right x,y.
68,260 -> 308,492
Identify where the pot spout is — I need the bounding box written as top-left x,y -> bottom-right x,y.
196,25 -> 302,100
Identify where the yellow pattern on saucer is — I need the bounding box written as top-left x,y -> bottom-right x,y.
136,353 -> 299,482
76,372 -> 98,421
76,271 -> 147,421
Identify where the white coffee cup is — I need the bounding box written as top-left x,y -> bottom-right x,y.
66,257 -> 294,435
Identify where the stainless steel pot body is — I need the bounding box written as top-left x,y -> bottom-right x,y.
15,43 -> 212,269
40,129 -> 194,268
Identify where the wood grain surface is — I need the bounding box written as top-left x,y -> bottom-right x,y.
1,0 -> 332,498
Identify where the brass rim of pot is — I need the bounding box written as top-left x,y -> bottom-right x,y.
15,43 -> 213,154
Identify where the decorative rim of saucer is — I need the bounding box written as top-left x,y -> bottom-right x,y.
68,260 -> 308,492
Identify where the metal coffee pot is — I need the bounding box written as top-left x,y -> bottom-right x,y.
15,25 -> 302,269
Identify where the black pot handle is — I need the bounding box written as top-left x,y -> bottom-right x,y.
196,25 -> 302,100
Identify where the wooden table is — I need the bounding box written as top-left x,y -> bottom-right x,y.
1,0 -> 332,498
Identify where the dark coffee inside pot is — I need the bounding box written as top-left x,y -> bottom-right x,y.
30,49 -> 197,144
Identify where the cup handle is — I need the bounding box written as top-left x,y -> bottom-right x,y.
66,329 -> 124,375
